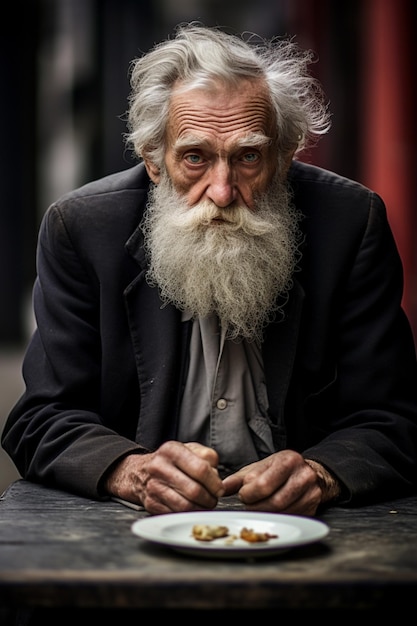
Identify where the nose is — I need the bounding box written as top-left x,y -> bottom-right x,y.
206,161 -> 236,208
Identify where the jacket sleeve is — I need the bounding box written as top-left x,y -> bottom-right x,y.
301,190 -> 417,505
1,202 -> 146,499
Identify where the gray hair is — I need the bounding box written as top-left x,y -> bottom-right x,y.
125,22 -> 331,168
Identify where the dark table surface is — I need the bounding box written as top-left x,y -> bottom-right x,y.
1,479 -> 417,612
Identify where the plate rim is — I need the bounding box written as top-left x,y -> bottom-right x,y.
131,510 -> 329,554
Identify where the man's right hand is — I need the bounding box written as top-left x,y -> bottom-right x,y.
104,441 -> 224,514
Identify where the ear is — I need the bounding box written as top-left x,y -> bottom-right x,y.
143,158 -> 161,184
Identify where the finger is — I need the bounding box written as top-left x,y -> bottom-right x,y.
221,461 -> 271,498
237,452 -> 302,504
184,442 -> 219,468
243,484 -> 321,516
150,442 -> 224,503
221,471 -> 245,495
239,460 -> 320,513
174,443 -> 223,495
237,464 -> 278,503
143,475 -> 218,514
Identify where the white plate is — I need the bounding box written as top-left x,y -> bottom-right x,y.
131,510 -> 329,559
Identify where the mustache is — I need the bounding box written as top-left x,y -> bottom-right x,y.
172,201 -> 277,236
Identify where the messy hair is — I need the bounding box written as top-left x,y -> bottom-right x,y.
125,22 -> 331,168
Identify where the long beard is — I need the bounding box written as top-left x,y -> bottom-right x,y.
141,173 -> 302,341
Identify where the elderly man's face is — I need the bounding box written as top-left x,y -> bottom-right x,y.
146,79 -> 278,211
141,79 -> 300,340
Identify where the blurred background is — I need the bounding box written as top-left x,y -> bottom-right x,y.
1,0 -> 416,493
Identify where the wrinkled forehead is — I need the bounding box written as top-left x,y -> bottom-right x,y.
167,78 -> 276,143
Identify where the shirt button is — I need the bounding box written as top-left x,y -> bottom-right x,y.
216,398 -> 227,410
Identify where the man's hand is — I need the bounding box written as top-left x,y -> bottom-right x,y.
221,450 -> 340,516
104,441 -> 224,514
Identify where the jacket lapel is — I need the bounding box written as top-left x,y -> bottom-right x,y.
262,280 -> 305,447
124,225 -> 184,449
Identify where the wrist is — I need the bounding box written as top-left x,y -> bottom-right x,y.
304,458 -> 341,504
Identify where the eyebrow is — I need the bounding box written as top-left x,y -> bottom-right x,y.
172,132 -> 272,153
234,133 -> 272,149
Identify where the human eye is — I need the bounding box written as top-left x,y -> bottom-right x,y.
241,151 -> 260,164
184,153 -> 204,165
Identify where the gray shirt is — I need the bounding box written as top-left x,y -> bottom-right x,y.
177,312 -> 274,476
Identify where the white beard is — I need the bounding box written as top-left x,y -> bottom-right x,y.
141,172 -> 302,341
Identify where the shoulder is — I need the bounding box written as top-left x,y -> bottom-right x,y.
55,163 -> 150,206
288,159 -> 387,232
288,160 -> 372,195
39,163 -> 150,251
42,163 -> 149,227
288,160 -> 383,207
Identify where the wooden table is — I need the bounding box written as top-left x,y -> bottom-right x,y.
1,479 -> 417,616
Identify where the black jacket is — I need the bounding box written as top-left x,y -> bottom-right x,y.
3,160 -> 417,505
